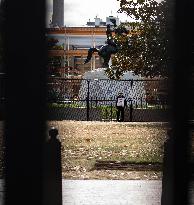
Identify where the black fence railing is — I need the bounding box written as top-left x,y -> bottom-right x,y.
47,77 -> 169,122
0,75 -> 169,121
0,73 -> 5,104
0,73 -> 5,120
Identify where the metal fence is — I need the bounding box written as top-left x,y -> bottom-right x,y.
0,74 -> 169,121
47,77 -> 169,122
0,73 -> 5,104
0,73 -> 5,120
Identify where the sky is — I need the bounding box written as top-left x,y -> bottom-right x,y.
46,0 -> 134,27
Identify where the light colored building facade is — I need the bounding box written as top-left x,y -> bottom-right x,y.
47,26 -> 107,78
46,16 -> 168,103
47,15 -> 121,78
46,16 -> 142,79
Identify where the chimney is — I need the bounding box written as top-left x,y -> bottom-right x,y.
94,16 -> 101,27
52,0 -> 64,27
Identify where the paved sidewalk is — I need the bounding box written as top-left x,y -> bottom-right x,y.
0,179 -> 162,205
62,180 -> 162,205
1,179 -> 194,204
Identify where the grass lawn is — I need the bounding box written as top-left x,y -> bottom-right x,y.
48,121 -> 168,179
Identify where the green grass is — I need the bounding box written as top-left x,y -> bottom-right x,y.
47,102 -> 84,108
50,121 -> 167,173
48,121 -> 168,179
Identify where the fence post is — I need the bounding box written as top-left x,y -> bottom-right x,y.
0,73 -> 5,120
91,97 -> 93,108
110,102 -> 113,121
95,97 -> 98,108
86,80 -> 90,121
129,100 -> 133,122
0,73 -> 5,104
105,108 -> 108,119
135,101 -> 138,109
140,97 -> 143,108
43,127 -> 62,205
161,128 -> 174,204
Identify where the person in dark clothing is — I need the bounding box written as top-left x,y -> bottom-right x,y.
116,92 -> 127,122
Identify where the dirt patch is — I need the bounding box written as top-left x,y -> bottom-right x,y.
94,161 -> 162,171
48,121 -> 168,180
